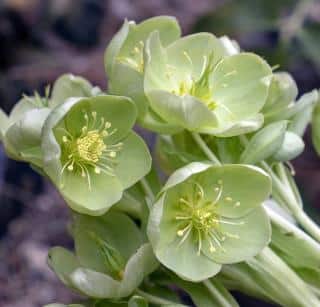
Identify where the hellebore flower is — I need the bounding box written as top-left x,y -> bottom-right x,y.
48,212 -> 158,299
147,162 -> 271,281
144,32 -> 272,136
42,95 -> 151,215
105,16 -> 182,133
0,74 -> 98,168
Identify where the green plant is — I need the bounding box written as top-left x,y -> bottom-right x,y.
1,16 -> 320,307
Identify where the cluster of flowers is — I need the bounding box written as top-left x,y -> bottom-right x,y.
1,16 -> 320,307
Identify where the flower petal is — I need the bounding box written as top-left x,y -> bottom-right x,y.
203,207 -> 271,264
114,131 -> 151,189
147,91 -> 218,131
195,164 -> 271,218
212,53 -> 272,124
147,195 -> 221,282
73,211 -> 142,273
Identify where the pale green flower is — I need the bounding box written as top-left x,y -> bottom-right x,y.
144,32 -> 272,136
105,16 -> 182,133
42,95 -> 151,215
148,162 -> 271,281
48,212 -> 158,299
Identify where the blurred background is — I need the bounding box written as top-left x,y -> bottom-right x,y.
0,0 -> 319,306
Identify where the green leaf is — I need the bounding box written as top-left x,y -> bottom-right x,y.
240,121 -> 287,164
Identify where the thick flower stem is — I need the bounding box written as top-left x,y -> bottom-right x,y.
135,288 -> 180,305
191,132 -> 221,165
203,279 -> 238,307
239,134 -> 320,242
260,161 -> 320,242
265,205 -> 320,254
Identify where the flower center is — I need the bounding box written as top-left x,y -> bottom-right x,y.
170,52 -> 217,110
58,111 -> 123,190
117,40 -> 144,73
77,131 -> 106,163
175,181 -> 243,255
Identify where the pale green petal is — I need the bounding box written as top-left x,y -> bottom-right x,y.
194,164 -> 271,218
273,131 -> 305,162
0,109 -> 9,140
203,207 -> 271,264
212,53 -> 272,123
105,19 -> 130,74
115,131 -> 151,189
109,62 -> 148,116
9,96 -> 38,123
73,212 -> 142,273
4,108 -> 51,166
61,95 -> 137,144
200,114 -> 264,136
47,247 -> 81,289
50,74 -> 93,108
239,121 -> 287,164
262,72 -> 298,118
147,91 -> 217,131
70,244 -> 158,298
60,170 -> 123,216
119,16 -> 181,60
167,33 -> 226,80
162,162 -> 211,192
139,108 -> 183,134
148,196 -> 221,282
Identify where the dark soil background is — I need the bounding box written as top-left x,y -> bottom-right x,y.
0,1 -> 319,306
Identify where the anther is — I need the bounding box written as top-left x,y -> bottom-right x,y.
234,201 -> 241,207
62,136 -> 68,143
225,196 -> 233,202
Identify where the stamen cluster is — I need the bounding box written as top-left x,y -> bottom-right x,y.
59,110 -> 123,189
175,181 -> 243,255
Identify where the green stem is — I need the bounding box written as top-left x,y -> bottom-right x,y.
135,288 -> 178,305
140,177 -> 155,206
261,161 -> 320,242
202,280 -> 235,307
265,205 -> 320,254
191,132 -> 221,165
239,134 -> 320,242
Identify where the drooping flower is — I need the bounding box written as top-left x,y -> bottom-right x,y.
144,32 -> 272,136
42,95 -> 151,215
147,162 -> 271,281
48,212 -> 158,299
